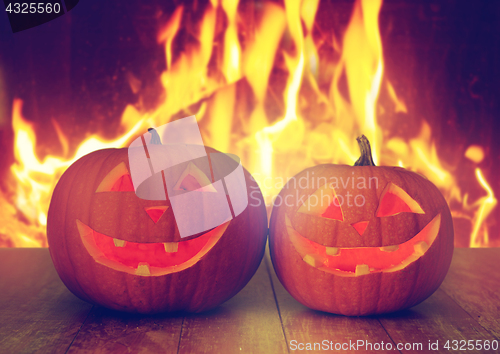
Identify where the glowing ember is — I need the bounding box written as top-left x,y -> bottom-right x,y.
0,0 -> 497,248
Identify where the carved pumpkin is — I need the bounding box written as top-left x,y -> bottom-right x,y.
47,138 -> 267,313
269,136 -> 454,316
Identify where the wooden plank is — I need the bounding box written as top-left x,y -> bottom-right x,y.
1,248 -> 498,353
264,250 -> 395,354
378,289 -> 496,354
67,258 -> 286,354
67,307 -> 183,354
177,260 -> 287,354
0,249 -> 92,354
439,248 -> 500,338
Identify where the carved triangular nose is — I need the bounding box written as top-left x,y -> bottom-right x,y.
145,206 -> 169,223
351,221 -> 369,236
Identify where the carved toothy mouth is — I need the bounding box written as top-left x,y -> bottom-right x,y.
76,220 -> 229,276
286,213 -> 441,277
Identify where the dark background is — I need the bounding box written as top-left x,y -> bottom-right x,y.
0,0 -> 499,242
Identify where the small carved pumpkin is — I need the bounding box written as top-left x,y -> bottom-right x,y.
47,140 -> 267,313
269,136 -> 454,316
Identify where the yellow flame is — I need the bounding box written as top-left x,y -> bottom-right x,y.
242,3 -> 286,195
386,81 -> 408,113
470,169 -> 497,247
157,4 -> 218,119
251,0 -> 309,198
221,0 -> 241,83
6,99 -> 144,246
464,145 -> 484,164
330,0 -> 384,165
158,6 -> 184,70
2,0 -> 497,248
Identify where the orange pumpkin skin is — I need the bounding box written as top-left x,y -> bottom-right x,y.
47,147 -> 267,313
269,160 -> 454,316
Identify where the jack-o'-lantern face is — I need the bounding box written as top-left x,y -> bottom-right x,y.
76,159 -> 230,277
287,181 -> 441,276
47,146 -> 268,313
268,136 -> 454,316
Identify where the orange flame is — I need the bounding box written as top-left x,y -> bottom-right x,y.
469,169 -> 497,247
1,0 -> 497,248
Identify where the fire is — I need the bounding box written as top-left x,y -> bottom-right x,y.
1,0 -> 497,248
469,169 -> 497,247
1,100 -> 144,247
331,0 -> 384,164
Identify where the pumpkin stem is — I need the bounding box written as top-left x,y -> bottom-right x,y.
148,128 -> 162,145
354,135 -> 376,166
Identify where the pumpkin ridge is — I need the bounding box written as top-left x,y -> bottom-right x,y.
48,152 -> 93,302
268,135 -> 454,316
67,151 -> 111,302
48,145 -> 268,313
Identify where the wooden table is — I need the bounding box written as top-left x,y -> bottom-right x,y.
0,248 -> 498,353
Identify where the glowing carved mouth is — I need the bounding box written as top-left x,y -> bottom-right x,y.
286,213 -> 441,277
76,220 -> 229,276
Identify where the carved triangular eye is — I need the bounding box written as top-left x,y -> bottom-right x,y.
376,183 -> 424,217
297,183 -> 344,221
145,206 -> 169,223
173,162 -> 217,192
110,175 -> 134,192
320,196 -> 343,220
96,162 -> 135,192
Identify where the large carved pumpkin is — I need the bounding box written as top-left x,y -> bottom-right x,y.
269,136 -> 454,316
47,140 -> 267,313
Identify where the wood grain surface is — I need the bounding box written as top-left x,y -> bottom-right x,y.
0,248 -> 498,353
